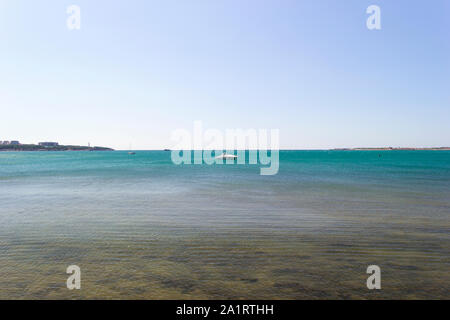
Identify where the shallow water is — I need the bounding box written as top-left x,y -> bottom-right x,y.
0,150 -> 449,299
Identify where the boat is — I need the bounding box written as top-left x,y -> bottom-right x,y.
128,152 -> 136,155
215,152 -> 237,160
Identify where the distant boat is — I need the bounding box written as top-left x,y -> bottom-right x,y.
128,143 -> 135,155
164,149 -> 171,152
215,152 -> 237,160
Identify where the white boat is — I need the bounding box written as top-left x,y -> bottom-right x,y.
215,153 -> 237,160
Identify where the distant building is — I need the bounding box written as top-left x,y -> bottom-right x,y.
39,142 -> 59,147
10,141 -> 20,145
2,141 -> 10,145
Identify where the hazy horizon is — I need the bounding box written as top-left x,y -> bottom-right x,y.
2,142 -> 450,151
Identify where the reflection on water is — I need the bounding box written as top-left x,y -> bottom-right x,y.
0,151 -> 449,299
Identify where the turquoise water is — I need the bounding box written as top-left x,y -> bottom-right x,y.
0,151 -> 449,299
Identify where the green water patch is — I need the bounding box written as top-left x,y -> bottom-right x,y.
0,229 -> 448,299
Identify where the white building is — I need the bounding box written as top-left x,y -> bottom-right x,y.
0,141 -> 20,145
38,142 -> 59,147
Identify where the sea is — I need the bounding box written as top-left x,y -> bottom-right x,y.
0,150 -> 449,299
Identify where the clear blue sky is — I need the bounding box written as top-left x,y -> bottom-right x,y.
1,0 -> 449,149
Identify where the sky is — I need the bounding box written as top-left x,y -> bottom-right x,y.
1,0 -> 449,150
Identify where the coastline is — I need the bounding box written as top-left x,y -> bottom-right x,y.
2,146 -> 449,152
332,147 -> 450,151
0,144 -> 114,152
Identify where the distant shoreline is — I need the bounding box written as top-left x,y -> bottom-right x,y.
332,147 -> 450,151
1,146 -> 449,152
0,144 -> 114,152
